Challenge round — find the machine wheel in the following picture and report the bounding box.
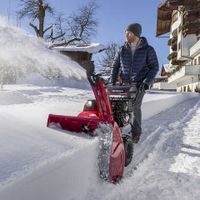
[123,136,133,167]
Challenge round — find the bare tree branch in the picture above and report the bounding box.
[49,37,81,48]
[98,42,120,76]
[17,0,54,38]
[51,0,98,46]
[49,32,66,42]
[44,24,54,34]
[17,0,99,45]
[29,22,39,36]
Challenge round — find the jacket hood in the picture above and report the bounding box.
[125,36,148,49]
[138,37,148,48]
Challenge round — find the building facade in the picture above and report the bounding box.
[157,0,200,92]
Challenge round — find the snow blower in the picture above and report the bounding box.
[47,73,136,183]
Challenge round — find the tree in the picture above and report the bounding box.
[50,0,98,47]
[98,42,119,76]
[46,14,66,43]
[17,0,54,38]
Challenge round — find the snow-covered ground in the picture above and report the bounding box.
[0,84,199,200]
[0,17,200,200]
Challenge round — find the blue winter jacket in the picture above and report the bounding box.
[111,37,159,85]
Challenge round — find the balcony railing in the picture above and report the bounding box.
[171,59,184,65]
[168,65,200,83]
[182,20,200,36]
[167,0,200,7]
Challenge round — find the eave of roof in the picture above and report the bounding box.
[156,1,173,36]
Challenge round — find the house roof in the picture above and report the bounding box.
[156,1,172,36]
[161,64,174,76]
[53,43,105,54]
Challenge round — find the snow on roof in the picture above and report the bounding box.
[54,43,105,54]
[162,64,174,73]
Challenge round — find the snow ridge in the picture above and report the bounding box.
[103,97,200,200]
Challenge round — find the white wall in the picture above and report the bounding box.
[152,82,176,90]
[190,39,200,57]
[177,82,200,92]
[182,35,198,57]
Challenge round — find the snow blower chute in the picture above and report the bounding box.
[47,73,136,182]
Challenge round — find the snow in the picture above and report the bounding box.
[0,19,89,89]
[54,43,105,54]
[104,97,200,200]
[0,18,200,200]
[0,85,98,200]
[162,63,174,73]
[0,83,199,200]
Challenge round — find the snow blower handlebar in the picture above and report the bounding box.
[87,72,114,123]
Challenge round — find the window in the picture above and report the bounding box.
[198,57,200,65]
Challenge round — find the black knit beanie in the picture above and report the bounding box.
[126,23,142,37]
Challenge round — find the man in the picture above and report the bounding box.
[111,23,159,143]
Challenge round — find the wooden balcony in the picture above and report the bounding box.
[167,0,199,7]
[183,7,200,21]
[171,59,184,65]
[183,14,200,21]
[156,0,200,36]
[182,20,200,36]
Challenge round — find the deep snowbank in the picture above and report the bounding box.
[0,140,99,200]
[0,87,97,200]
[0,17,89,89]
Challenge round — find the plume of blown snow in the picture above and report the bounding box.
[0,17,89,89]
[0,16,8,27]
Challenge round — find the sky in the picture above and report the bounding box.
[0,0,169,73]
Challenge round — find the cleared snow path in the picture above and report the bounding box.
[86,97,200,200]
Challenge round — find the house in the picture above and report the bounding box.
[156,0,200,92]
[53,43,105,73]
[152,64,176,90]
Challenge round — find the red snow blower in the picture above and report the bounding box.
[47,73,136,183]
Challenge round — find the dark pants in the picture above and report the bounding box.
[131,88,145,134]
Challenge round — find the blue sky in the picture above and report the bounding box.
[1,0,169,72]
